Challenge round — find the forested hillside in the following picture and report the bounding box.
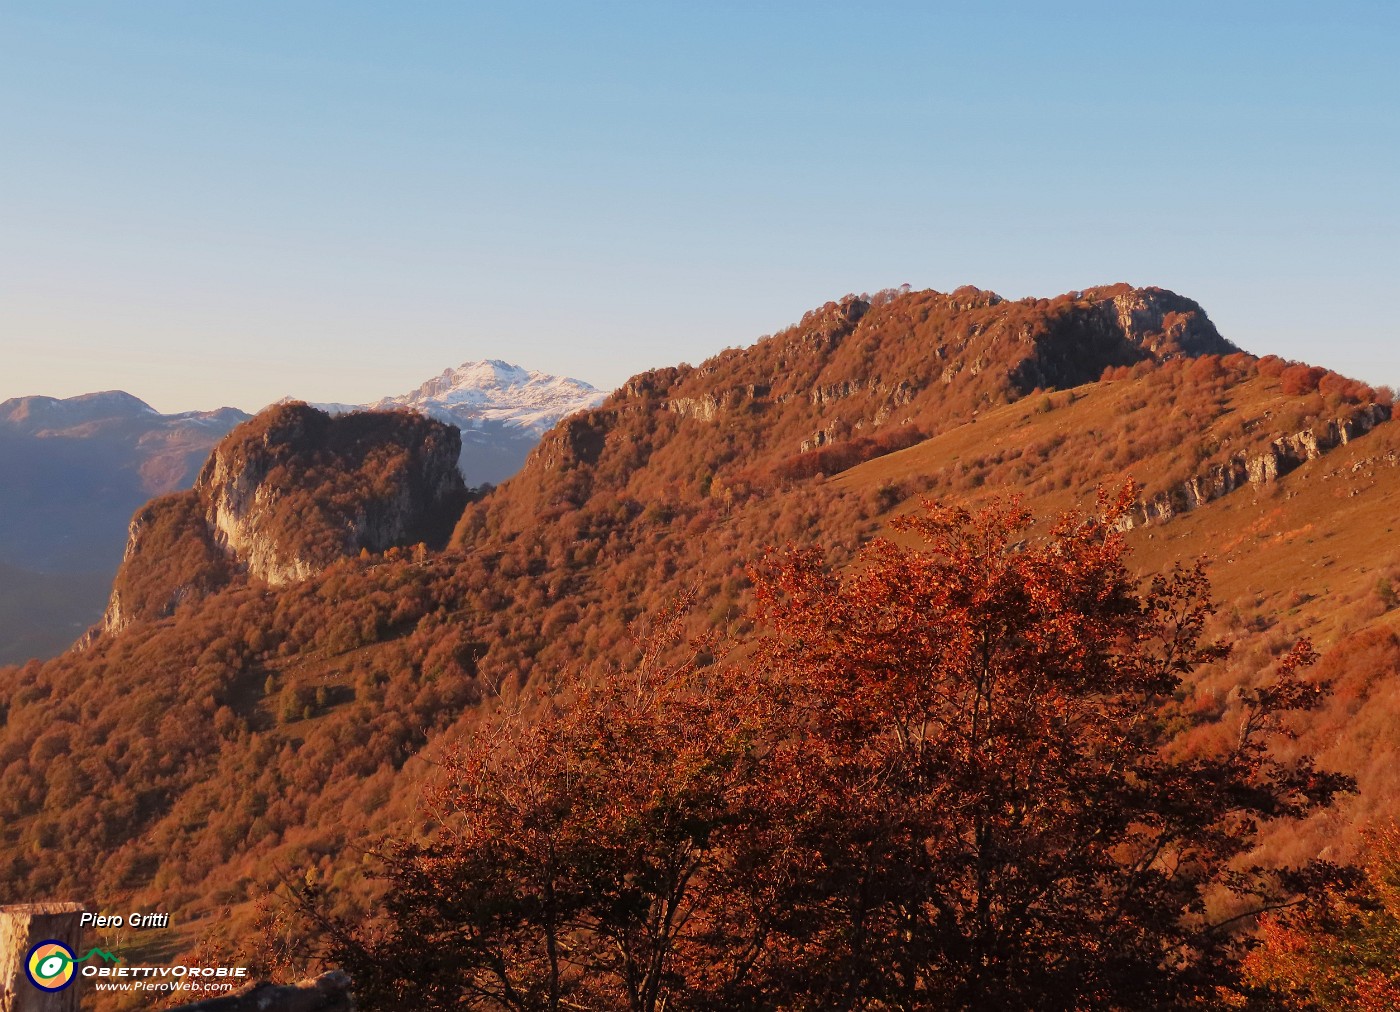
[2,285,1398,1009]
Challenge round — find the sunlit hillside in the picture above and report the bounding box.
[1,287,1396,1006]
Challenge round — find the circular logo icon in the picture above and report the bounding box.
[25,940,76,991]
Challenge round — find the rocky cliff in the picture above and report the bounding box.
[1011,287,1231,392]
[1116,403,1392,530]
[195,404,466,585]
[98,491,232,637]
[97,404,468,635]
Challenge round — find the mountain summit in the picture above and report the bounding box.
[100,403,468,635]
[307,360,605,485]
[0,389,157,431]
[378,359,603,435]
[477,283,1239,539]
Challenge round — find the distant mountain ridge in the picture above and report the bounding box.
[0,390,251,564]
[0,390,158,429]
[0,394,252,666]
[0,391,252,663]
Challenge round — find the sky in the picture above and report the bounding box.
[1,2,1396,413]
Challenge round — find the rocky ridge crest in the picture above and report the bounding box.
[480,284,1236,539]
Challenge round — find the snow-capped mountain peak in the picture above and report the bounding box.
[375,359,604,435]
[282,359,605,485]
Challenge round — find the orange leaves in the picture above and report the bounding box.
[1245,823,1400,1007]
[318,615,777,1011]
[304,493,1354,1010]
[741,491,1351,1007]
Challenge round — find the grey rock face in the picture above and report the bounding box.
[1114,404,1391,531]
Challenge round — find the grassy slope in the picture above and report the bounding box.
[834,370,1400,862]
[833,369,1400,650]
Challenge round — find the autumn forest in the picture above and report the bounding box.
[5,286,1400,1009]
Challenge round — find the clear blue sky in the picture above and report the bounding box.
[2,2,1395,413]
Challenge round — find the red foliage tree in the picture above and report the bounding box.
[303,491,1353,1010]
[746,488,1355,1008]
[1281,365,1328,396]
[297,602,782,1012]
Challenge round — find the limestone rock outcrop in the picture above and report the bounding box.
[1115,404,1391,530]
[94,403,467,637]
